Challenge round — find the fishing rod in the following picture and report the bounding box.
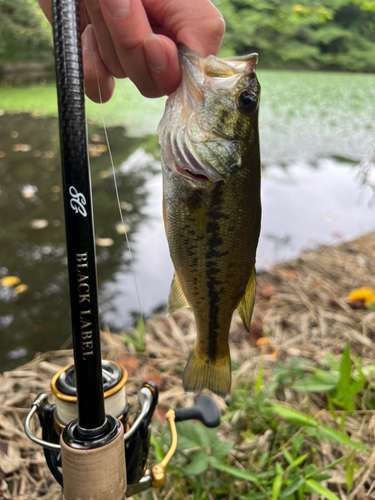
[24,0,220,497]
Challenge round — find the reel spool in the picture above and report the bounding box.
[51,360,128,432]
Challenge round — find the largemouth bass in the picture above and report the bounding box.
[158,45,261,397]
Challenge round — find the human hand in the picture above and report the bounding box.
[38,0,225,103]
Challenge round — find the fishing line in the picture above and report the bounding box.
[80,11,154,382]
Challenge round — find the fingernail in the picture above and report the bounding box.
[82,25,98,51]
[144,34,168,73]
[104,0,130,18]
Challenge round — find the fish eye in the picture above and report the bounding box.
[237,90,258,115]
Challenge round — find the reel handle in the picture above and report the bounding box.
[174,395,221,428]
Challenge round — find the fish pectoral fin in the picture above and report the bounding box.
[236,266,256,331]
[167,272,190,316]
[183,345,231,397]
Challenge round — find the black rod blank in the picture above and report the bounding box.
[51,0,105,432]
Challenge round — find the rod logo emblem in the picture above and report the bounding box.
[69,186,87,217]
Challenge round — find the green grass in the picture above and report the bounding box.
[136,345,372,500]
[2,70,375,161]
[0,79,166,136]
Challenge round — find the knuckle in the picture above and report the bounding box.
[206,15,226,43]
[117,34,144,52]
[105,61,127,79]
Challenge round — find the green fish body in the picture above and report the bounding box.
[158,46,261,397]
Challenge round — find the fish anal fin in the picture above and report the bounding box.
[237,266,256,331]
[183,346,231,397]
[167,272,190,316]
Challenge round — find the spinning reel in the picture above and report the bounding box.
[25,361,221,498]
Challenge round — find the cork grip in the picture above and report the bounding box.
[61,427,126,500]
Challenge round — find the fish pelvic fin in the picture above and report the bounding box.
[167,272,190,316]
[237,265,256,331]
[183,345,231,397]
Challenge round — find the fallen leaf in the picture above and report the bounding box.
[29,219,49,229]
[120,201,133,212]
[247,319,264,347]
[152,404,168,424]
[143,369,164,389]
[89,144,107,157]
[42,151,54,158]
[348,287,375,307]
[14,284,28,293]
[279,268,298,280]
[21,184,37,198]
[259,285,277,299]
[12,143,32,152]
[118,355,139,377]
[349,300,367,310]
[1,276,21,287]
[256,337,270,348]
[90,134,103,142]
[116,223,130,234]
[95,237,114,247]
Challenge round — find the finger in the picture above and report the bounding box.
[37,0,52,24]
[83,0,127,78]
[82,25,115,103]
[144,0,225,57]
[98,0,162,98]
[144,34,181,96]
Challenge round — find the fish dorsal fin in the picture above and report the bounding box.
[237,266,256,331]
[167,272,190,316]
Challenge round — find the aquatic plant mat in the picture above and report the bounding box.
[1,232,375,499]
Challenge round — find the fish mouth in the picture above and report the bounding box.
[178,44,258,95]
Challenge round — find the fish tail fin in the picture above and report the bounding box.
[183,345,231,397]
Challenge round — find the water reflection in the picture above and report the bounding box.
[0,113,159,369]
[259,158,375,267]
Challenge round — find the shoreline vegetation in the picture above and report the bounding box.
[1,231,375,499]
[1,0,375,74]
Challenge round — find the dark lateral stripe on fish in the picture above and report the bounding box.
[204,186,229,361]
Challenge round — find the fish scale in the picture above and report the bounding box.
[159,45,261,397]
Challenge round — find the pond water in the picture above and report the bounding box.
[1,70,375,371]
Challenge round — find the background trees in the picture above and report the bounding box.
[216,0,375,71]
[0,0,52,66]
[1,0,375,71]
